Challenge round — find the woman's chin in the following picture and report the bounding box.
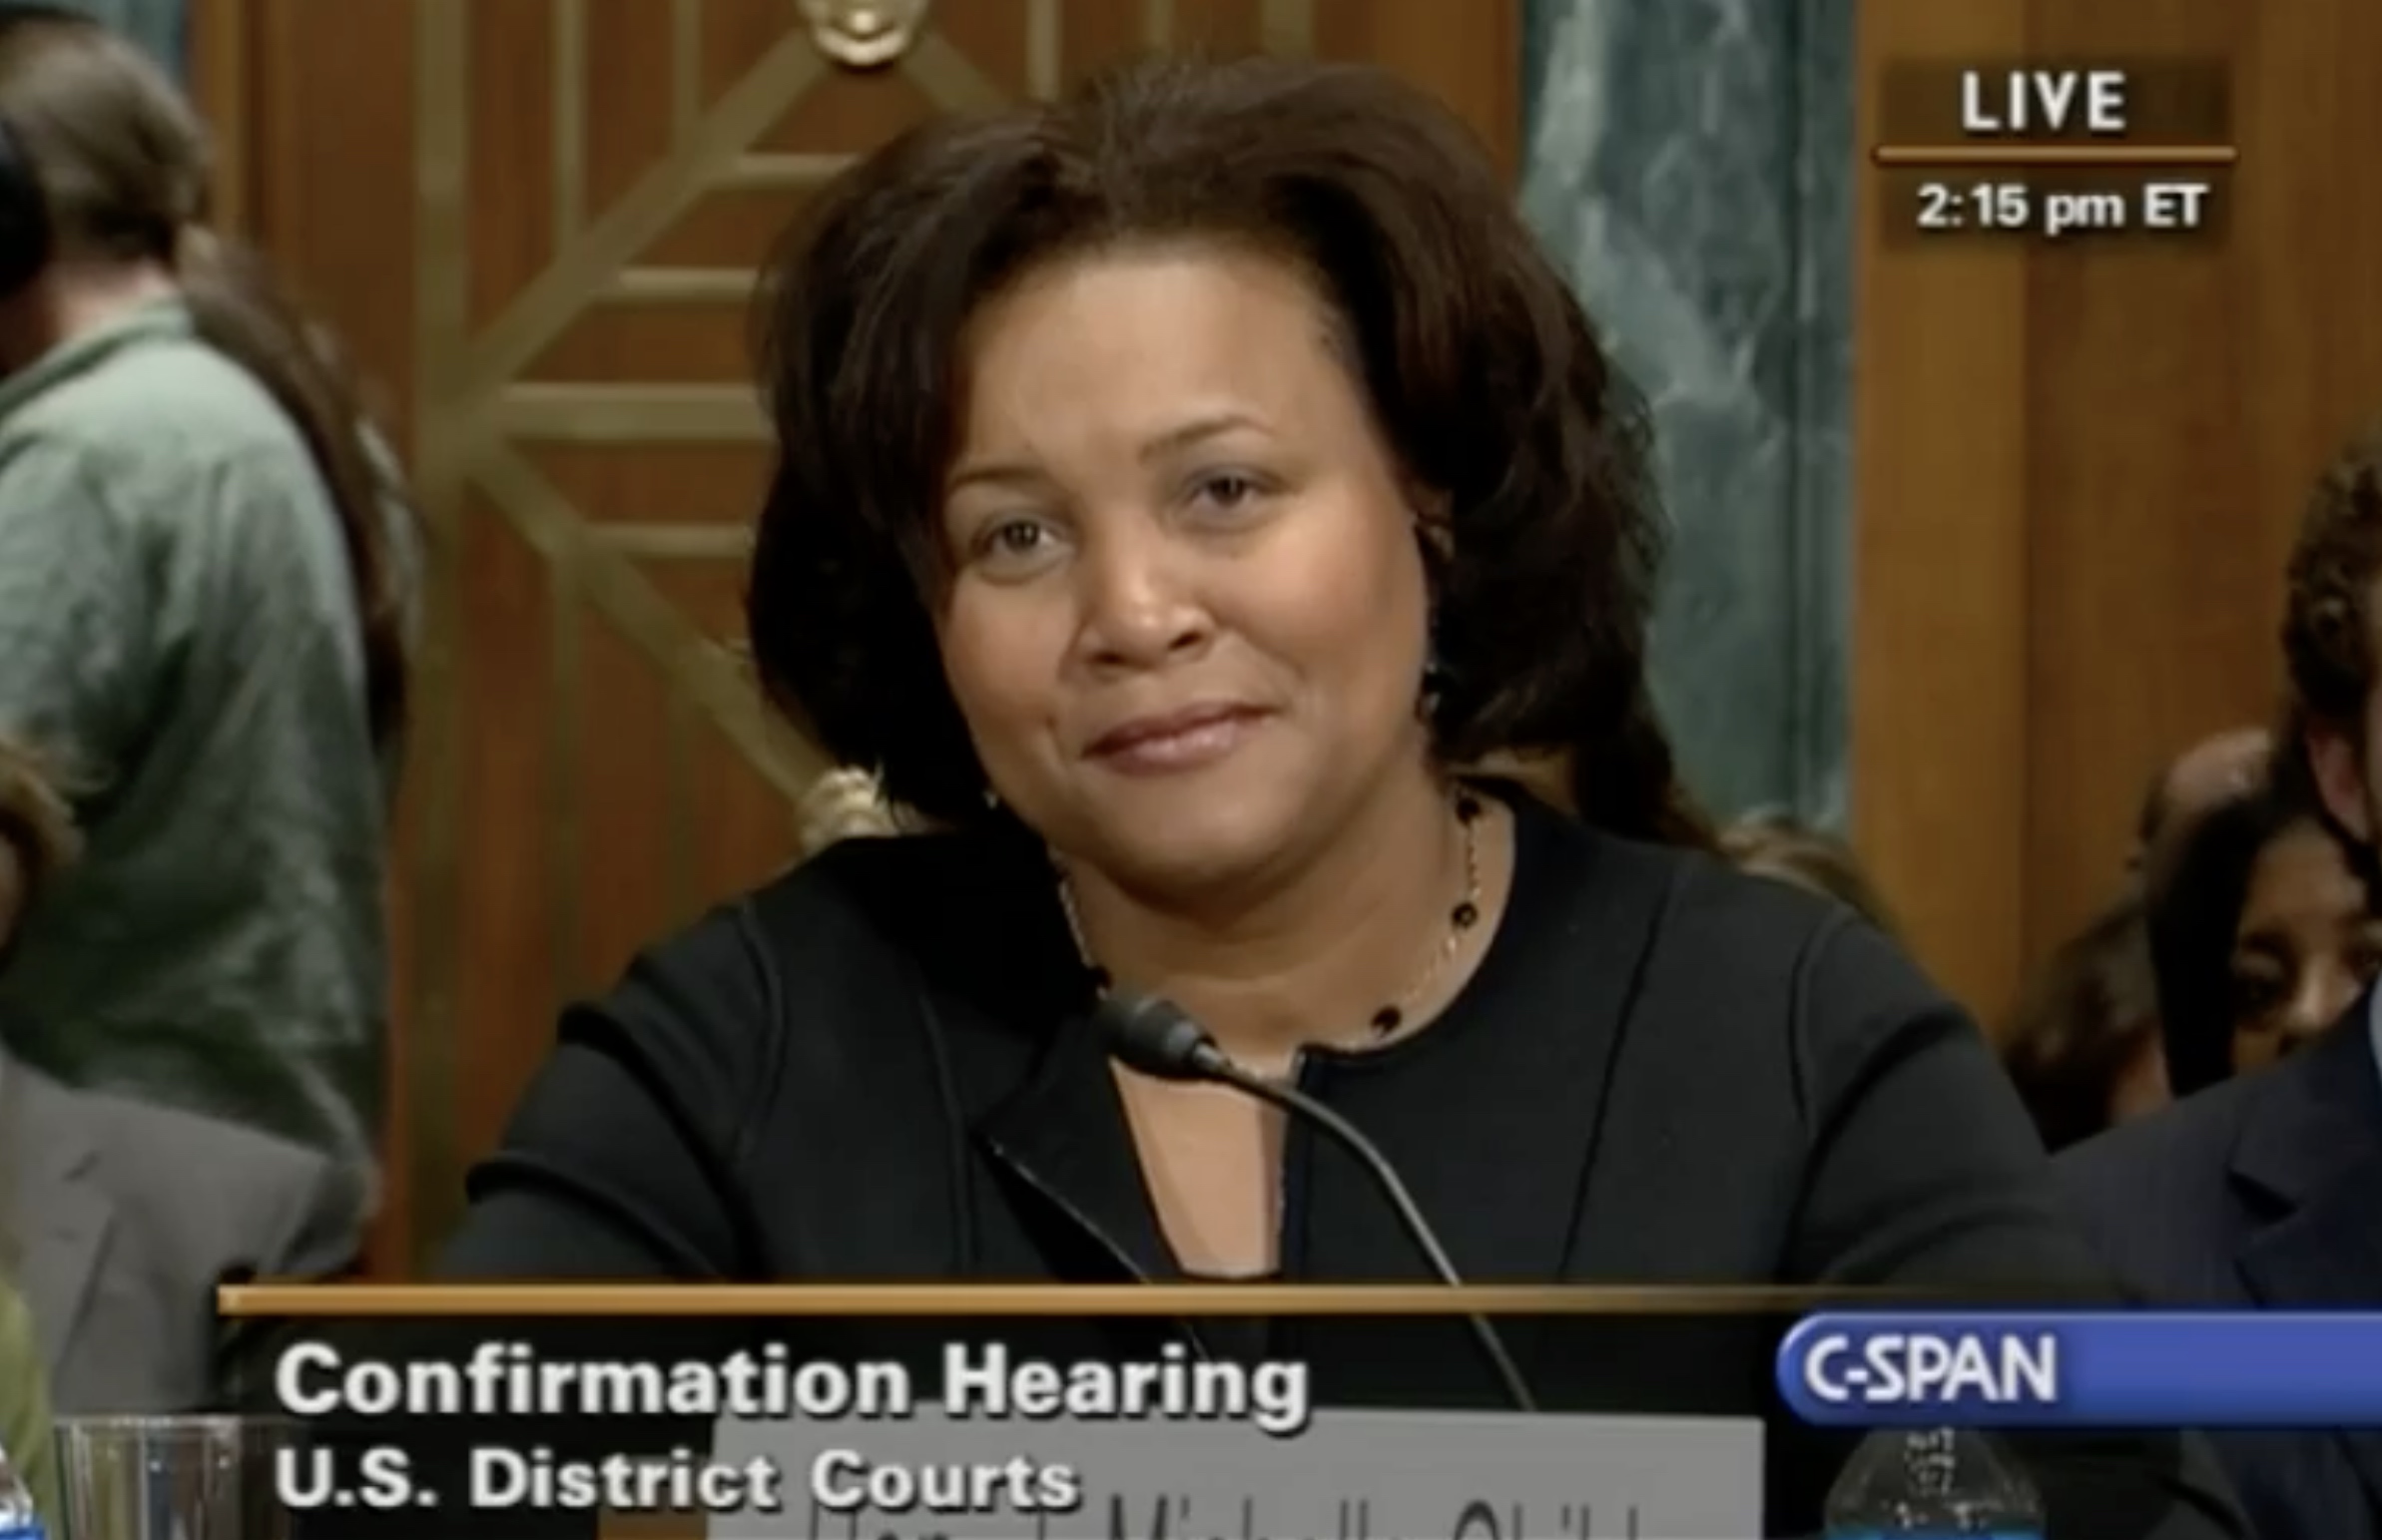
[1079,801,1301,899]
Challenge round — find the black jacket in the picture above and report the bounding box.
[2061,1004,2382,1540]
[441,787,2242,1538]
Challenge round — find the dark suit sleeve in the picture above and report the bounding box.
[436,902,779,1280]
[1783,916,2247,1540]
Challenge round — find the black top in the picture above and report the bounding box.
[2060,1007,2382,1540]
[445,785,2242,1538]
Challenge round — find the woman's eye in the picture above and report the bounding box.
[2229,970,2283,1020]
[966,517,1060,566]
[1191,472,1263,511]
[953,514,1069,579]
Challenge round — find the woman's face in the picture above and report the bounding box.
[2227,819,2382,1073]
[934,244,1432,889]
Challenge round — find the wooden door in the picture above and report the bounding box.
[207,0,1519,1269]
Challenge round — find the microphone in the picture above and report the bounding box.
[1095,991,1538,1412]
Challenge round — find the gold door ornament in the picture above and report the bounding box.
[798,0,930,68]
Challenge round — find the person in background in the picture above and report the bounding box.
[1718,809,1903,937]
[431,54,2238,1536]
[0,734,362,1412]
[2143,753,2379,1098]
[0,1282,58,1526]
[0,8,415,1177]
[2062,422,2382,1540]
[2002,892,2169,1150]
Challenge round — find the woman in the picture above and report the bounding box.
[439,55,2236,1535]
[2003,892,2170,1150]
[0,9,412,1174]
[2148,757,2382,1096]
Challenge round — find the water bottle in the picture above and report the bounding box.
[1824,1426,2044,1539]
[0,1433,44,1540]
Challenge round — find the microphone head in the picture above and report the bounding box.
[1092,992,1223,1081]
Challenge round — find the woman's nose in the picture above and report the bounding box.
[2286,964,2358,1041]
[1076,526,1213,669]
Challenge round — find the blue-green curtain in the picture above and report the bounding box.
[1518,0,1855,829]
[37,0,185,76]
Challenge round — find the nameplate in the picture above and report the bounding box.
[686,1406,1763,1539]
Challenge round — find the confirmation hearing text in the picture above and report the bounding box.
[269,1338,1312,1519]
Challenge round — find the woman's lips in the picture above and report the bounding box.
[1085,704,1272,775]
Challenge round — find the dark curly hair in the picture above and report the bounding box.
[745,52,1709,846]
[2283,422,2382,732]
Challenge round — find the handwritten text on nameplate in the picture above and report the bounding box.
[710,1407,1764,1540]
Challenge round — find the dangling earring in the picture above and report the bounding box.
[982,784,1001,811]
[1418,615,1452,719]
[1413,505,1454,718]
[1423,640,1452,695]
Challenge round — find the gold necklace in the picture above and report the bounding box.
[1055,788,1486,1043]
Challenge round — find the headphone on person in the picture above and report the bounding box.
[0,2,98,297]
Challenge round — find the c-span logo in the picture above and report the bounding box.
[1778,1309,2382,1428]
[1778,1315,2063,1425]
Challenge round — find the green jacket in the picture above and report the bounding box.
[0,1283,59,1527]
[0,297,405,1171]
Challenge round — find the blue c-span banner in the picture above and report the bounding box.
[1778,1312,2382,1428]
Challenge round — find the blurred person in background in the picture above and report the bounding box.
[1718,809,1902,938]
[0,6,415,1179]
[0,733,361,1412]
[2002,892,2168,1151]
[429,54,2238,1536]
[2143,755,2378,1099]
[2063,423,2382,1540]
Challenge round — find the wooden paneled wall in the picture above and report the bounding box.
[1855,0,2382,1023]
